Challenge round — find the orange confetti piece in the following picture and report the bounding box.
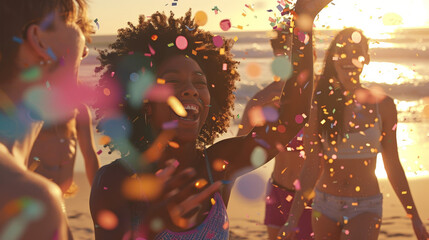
[168,141,180,149]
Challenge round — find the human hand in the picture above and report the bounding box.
[142,159,222,235]
[411,217,429,240]
[295,0,333,19]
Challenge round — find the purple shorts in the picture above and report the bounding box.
[264,179,313,239]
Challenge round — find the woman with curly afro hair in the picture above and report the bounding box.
[90,1,330,239]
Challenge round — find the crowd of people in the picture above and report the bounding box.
[0,0,428,239]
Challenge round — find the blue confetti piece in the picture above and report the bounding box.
[255,138,270,149]
[13,36,23,44]
[276,5,283,12]
[221,180,232,185]
[303,81,310,89]
[185,25,195,31]
[94,18,100,29]
[40,12,55,30]
[267,9,273,12]
[46,48,57,61]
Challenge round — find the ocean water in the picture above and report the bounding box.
[77,28,429,178]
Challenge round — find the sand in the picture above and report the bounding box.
[65,160,429,239]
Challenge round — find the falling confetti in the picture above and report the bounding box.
[94,18,100,29]
[167,96,187,117]
[271,56,292,79]
[12,36,23,44]
[97,210,118,230]
[220,19,231,31]
[194,11,208,26]
[212,35,223,47]
[175,36,188,50]
[250,146,267,167]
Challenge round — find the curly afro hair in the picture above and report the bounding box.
[93,9,240,153]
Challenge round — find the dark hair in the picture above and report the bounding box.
[0,0,93,83]
[314,27,369,146]
[270,30,292,54]
[93,10,240,154]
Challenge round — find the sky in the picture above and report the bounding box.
[88,0,429,35]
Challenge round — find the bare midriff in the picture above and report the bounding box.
[28,117,77,193]
[271,150,304,191]
[316,156,380,197]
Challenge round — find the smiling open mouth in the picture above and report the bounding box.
[173,103,200,121]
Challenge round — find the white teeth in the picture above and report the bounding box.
[183,104,199,113]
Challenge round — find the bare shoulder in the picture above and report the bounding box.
[0,157,69,239]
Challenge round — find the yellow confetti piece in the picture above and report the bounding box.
[219,48,225,55]
[157,78,165,84]
[355,186,361,192]
[286,195,293,202]
[238,124,243,129]
[167,96,187,117]
[320,119,326,125]
[401,191,408,194]
[407,205,413,209]
[234,36,238,42]
[211,198,216,205]
[352,202,358,206]
[237,25,243,30]
[194,11,208,26]
[195,179,208,189]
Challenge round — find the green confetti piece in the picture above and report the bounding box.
[167,43,175,47]
[20,66,41,82]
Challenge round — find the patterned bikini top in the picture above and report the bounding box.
[321,104,383,159]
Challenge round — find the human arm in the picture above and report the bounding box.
[210,0,332,181]
[76,104,100,186]
[380,97,429,240]
[277,99,323,239]
[236,81,284,136]
[0,162,71,240]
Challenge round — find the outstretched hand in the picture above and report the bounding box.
[142,159,222,236]
[295,0,333,19]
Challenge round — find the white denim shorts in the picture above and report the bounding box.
[312,189,383,225]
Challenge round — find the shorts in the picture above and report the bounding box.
[264,179,313,239]
[312,189,383,225]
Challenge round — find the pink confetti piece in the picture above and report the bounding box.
[392,123,397,130]
[162,120,178,130]
[148,44,155,55]
[97,150,102,155]
[293,179,301,190]
[222,63,227,71]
